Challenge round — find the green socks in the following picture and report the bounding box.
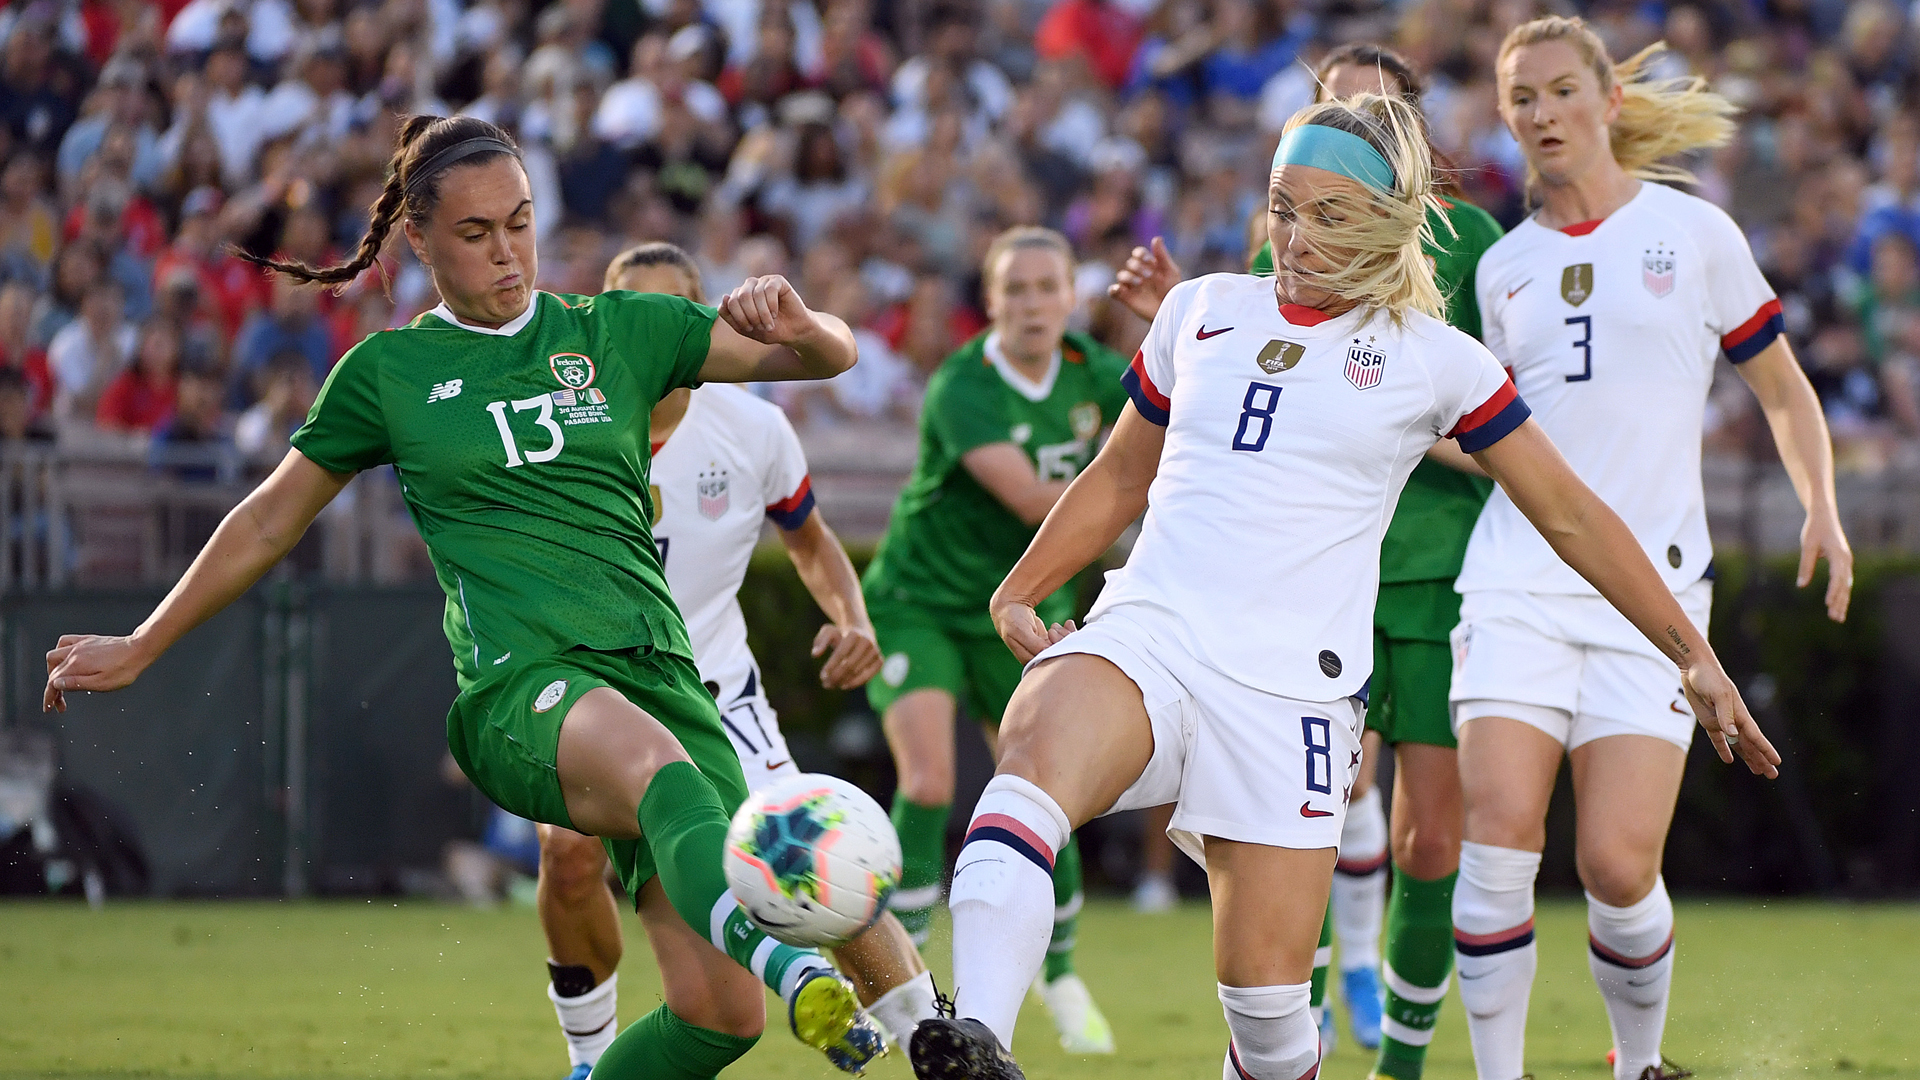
[1310,903,1333,1012]
[888,793,949,945]
[639,761,830,1000]
[1374,869,1457,1080]
[1043,833,1084,983]
[591,1005,757,1080]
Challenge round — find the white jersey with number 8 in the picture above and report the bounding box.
[1459,182,1784,598]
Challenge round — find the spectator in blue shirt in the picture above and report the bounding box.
[229,276,331,408]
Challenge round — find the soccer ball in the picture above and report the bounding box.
[723,772,902,949]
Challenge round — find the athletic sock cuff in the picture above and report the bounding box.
[657,1006,760,1074]
[961,775,1070,872]
[1219,981,1312,1020]
[638,760,725,829]
[1585,877,1674,966]
[549,968,618,1008]
[1457,842,1541,894]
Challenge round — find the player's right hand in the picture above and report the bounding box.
[992,600,1076,664]
[1680,658,1780,778]
[44,634,150,713]
[1107,237,1183,323]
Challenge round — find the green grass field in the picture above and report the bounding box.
[1,898,1914,1079]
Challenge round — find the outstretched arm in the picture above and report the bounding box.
[1473,420,1779,777]
[45,450,352,710]
[777,511,882,689]
[990,405,1165,662]
[962,443,1070,527]
[1737,338,1852,621]
[700,275,857,383]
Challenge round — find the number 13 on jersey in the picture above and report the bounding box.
[486,396,566,467]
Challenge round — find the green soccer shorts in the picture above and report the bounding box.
[445,646,750,897]
[865,600,1032,726]
[1368,580,1464,749]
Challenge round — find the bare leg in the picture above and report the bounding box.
[635,876,766,1037]
[1207,837,1341,1080]
[537,824,623,980]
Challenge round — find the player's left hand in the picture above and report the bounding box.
[1798,508,1852,623]
[719,275,817,347]
[1681,659,1780,778]
[812,623,881,689]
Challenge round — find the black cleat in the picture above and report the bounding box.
[1637,1060,1694,1080]
[908,1017,1026,1080]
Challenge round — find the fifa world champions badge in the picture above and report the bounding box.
[1345,336,1386,390]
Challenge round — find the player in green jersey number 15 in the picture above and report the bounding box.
[1108,45,1507,1080]
[862,227,1130,1054]
[42,115,890,1079]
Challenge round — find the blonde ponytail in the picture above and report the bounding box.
[1277,93,1446,324]
[1499,16,1737,186]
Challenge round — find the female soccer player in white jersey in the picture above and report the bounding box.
[532,242,934,1079]
[40,115,890,1078]
[1451,18,1852,1080]
[905,91,1781,1080]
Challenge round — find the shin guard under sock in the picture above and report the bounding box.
[1587,878,1676,1080]
[1374,870,1456,1080]
[949,774,1071,1048]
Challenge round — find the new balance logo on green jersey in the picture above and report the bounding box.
[427,379,464,402]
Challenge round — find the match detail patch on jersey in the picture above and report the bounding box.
[1344,337,1386,390]
[549,352,597,389]
[1642,244,1676,298]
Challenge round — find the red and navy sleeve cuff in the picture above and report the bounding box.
[1449,379,1531,454]
[1721,298,1784,364]
[765,476,815,531]
[1122,351,1171,426]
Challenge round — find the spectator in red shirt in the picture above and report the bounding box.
[96,318,182,433]
[1035,0,1145,92]
[152,186,268,340]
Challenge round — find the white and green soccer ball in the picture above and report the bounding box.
[723,773,902,949]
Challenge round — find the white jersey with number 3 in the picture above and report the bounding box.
[1460,182,1784,597]
[1098,273,1529,701]
[650,383,816,693]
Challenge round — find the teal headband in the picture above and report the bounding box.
[1272,124,1396,193]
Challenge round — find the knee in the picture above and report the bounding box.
[896,763,954,806]
[685,980,767,1040]
[538,829,609,903]
[1576,850,1660,908]
[1392,825,1461,880]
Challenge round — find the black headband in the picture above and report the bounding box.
[403,137,518,195]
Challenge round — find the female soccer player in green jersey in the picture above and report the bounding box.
[862,226,1128,1054]
[42,115,887,1079]
[1109,44,1504,1080]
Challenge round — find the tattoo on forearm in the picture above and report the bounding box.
[1667,626,1691,657]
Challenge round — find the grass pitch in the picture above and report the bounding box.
[1,897,1914,1079]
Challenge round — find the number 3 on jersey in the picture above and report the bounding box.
[486,395,566,467]
[1231,381,1283,451]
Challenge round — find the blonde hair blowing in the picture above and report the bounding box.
[982,225,1075,293]
[1499,16,1738,185]
[1277,94,1445,324]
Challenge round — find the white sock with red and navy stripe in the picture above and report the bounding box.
[1332,786,1388,973]
[1219,982,1319,1080]
[949,774,1071,1050]
[1587,878,1675,1080]
[1453,842,1540,1080]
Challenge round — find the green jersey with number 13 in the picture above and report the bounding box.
[291,290,712,688]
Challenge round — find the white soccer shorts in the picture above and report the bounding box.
[1448,579,1714,751]
[1032,602,1366,867]
[710,667,800,793]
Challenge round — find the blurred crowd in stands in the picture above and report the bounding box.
[3,0,1920,476]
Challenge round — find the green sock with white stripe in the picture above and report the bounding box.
[888,793,949,947]
[1373,870,1457,1080]
[1043,833,1084,982]
[638,761,831,999]
[1311,903,1333,1016]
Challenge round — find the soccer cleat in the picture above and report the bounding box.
[1131,873,1178,913]
[909,1017,1026,1080]
[1033,972,1115,1054]
[1636,1060,1694,1080]
[789,968,888,1075]
[1341,966,1384,1049]
[564,1065,591,1080]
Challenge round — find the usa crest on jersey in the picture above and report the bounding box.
[1345,339,1386,390]
[1642,244,1675,299]
[697,470,730,520]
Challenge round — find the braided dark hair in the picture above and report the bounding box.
[238,115,525,290]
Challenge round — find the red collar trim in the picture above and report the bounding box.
[1560,219,1604,236]
[650,440,667,454]
[1279,303,1335,326]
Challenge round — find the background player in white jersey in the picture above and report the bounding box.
[1451,19,1852,1080]
[906,91,1779,1080]
[532,243,935,1080]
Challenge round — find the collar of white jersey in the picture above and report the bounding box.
[426,292,543,337]
[983,331,1061,402]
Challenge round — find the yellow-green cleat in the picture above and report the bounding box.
[1032,973,1114,1054]
[789,969,888,1074]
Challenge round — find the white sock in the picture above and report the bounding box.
[868,970,938,1048]
[1587,878,1676,1080]
[1453,842,1540,1080]
[548,971,618,1070]
[1219,982,1319,1080]
[949,774,1070,1049]
[1332,787,1387,972]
